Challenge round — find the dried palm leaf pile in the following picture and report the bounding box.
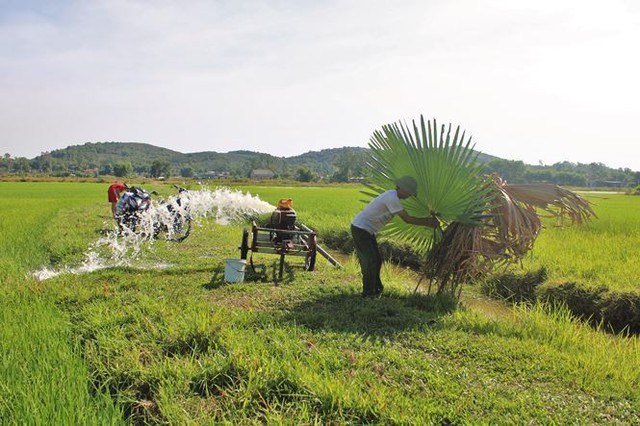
[365,115,596,296]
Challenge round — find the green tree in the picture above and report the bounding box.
[180,166,194,178]
[12,157,31,174]
[295,166,315,182]
[483,159,526,183]
[331,148,355,182]
[100,164,113,176]
[113,161,133,177]
[331,148,368,182]
[150,160,171,178]
[31,152,52,173]
[524,168,554,182]
[0,153,12,173]
[134,164,149,176]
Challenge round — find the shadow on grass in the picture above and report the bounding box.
[202,267,455,336]
[205,261,308,289]
[280,292,457,336]
[91,266,217,278]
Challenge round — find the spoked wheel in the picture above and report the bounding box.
[117,212,139,235]
[166,214,192,242]
[240,228,250,260]
[304,233,317,271]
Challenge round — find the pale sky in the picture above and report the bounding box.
[1,0,639,170]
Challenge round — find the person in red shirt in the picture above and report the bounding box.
[107,182,128,219]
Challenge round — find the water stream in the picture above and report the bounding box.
[32,187,274,281]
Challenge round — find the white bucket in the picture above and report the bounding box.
[224,258,246,283]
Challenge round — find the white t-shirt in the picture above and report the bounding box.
[351,190,404,234]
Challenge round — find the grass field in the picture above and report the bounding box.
[243,185,640,294]
[522,192,640,293]
[1,181,638,424]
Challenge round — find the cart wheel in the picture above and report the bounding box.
[166,214,192,242]
[240,228,249,260]
[304,234,317,271]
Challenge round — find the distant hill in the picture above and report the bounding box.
[28,142,378,179]
[34,141,500,176]
[50,141,182,162]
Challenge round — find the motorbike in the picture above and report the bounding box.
[115,185,192,242]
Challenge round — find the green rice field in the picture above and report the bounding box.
[244,185,640,294]
[522,192,640,293]
[1,181,638,424]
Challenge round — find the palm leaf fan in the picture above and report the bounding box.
[364,115,490,253]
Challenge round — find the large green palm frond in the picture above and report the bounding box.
[364,115,490,253]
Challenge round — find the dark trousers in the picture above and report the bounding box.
[351,224,383,295]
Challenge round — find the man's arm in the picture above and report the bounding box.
[397,210,439,227]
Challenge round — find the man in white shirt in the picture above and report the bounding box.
[351,176,438,297]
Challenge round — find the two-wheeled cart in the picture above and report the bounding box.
[240,221,318,280]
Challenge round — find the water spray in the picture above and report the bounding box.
[33,187,275,280]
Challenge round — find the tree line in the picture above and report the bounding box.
[2,146,639,187]
[483,158,640,187]
[0,145,372,183]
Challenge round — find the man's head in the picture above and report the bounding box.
[394,175,418,199]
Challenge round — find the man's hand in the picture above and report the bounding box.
[425,216,439,228]
[397,210,439,228]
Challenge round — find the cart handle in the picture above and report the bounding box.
[253,226,316,236]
